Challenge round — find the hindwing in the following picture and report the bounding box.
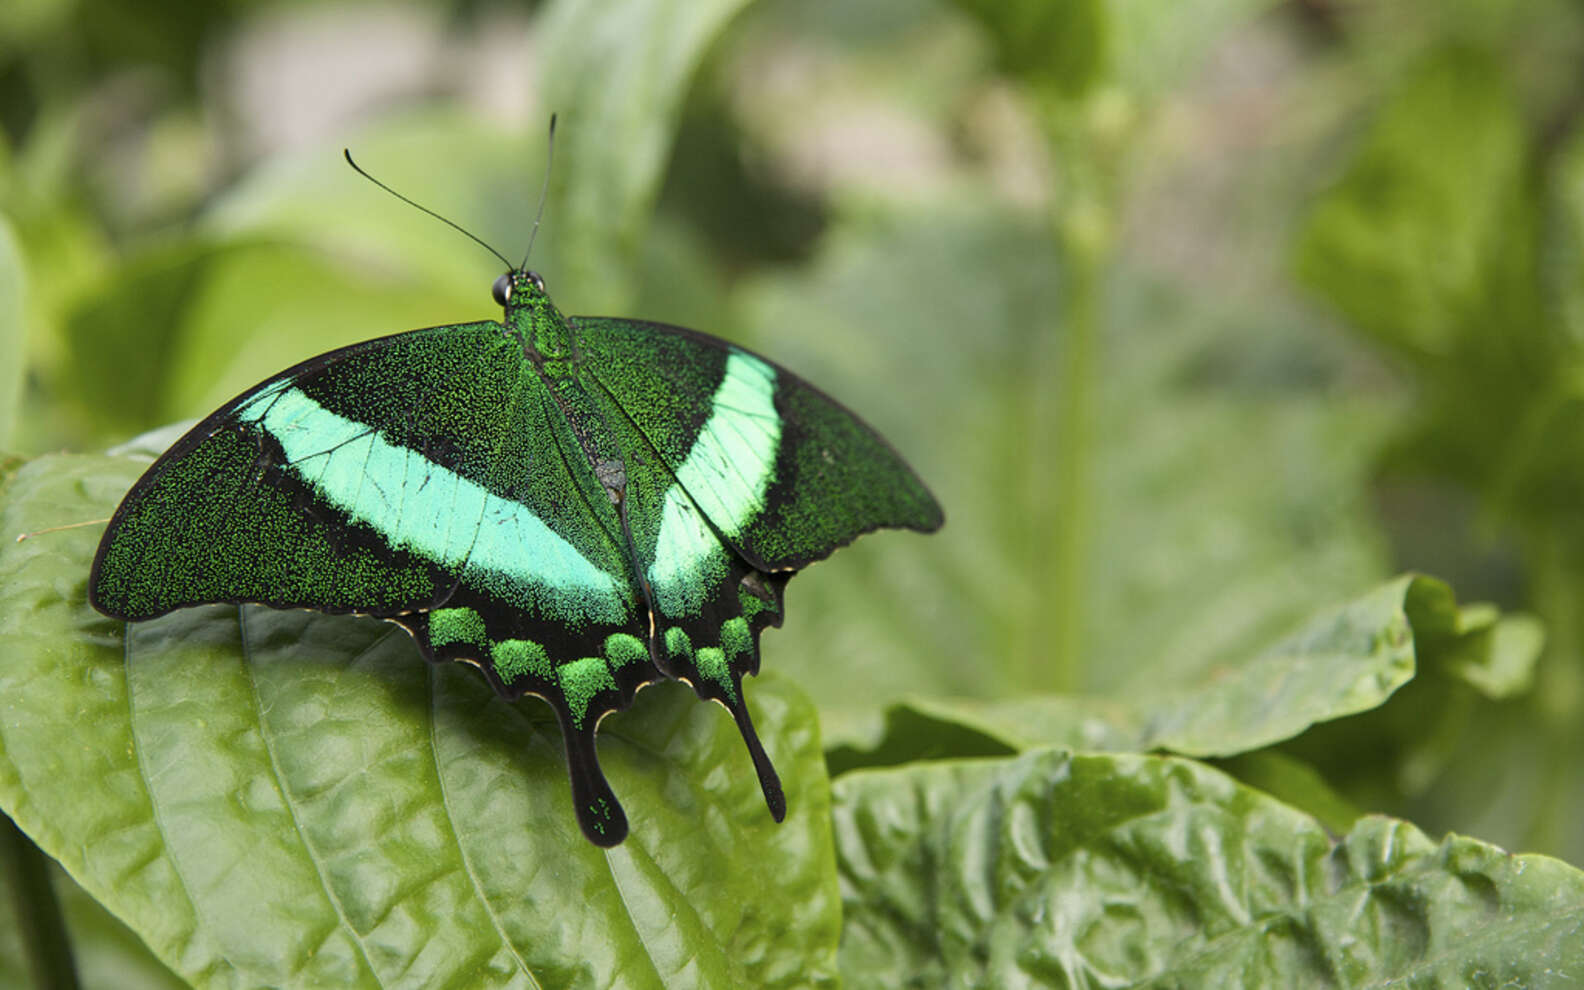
[571,317,944,822]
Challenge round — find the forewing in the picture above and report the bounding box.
[91,319,651,844]
[87,323,522,621]
[571,316,944,574]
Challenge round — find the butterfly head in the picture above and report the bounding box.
[495,269,572,359]
[492,269,549,309]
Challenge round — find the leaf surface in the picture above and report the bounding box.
[829,575,1539,772]
[0,449,841,990]
[949,0,1283,99]
[834,748,1584,988]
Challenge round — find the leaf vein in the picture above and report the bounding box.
[427,663,545,989]
[238,606,383,984]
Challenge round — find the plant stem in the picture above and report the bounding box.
[1041,237,1099,693]
[0,814,79,990]
[1030,92,1124,693]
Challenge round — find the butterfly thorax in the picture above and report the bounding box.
[501,270,579,370]
[498,272,629,503]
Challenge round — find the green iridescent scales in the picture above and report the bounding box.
[90,268,943,846]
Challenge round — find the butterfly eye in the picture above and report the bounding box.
[492,273,512,306]
[527,271,546,293]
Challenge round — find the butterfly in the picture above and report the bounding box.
[88,248,943,845]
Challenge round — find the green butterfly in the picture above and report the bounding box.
[89,187,941,848]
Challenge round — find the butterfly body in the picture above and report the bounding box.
[91,267,942,846]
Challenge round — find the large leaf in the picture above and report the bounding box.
[828,575,1542,771]
[1287,35,1583,868]
[833,748,1584,987]
[0,449,841,989]
[1295,46,1535,363]
[537,0,759,313]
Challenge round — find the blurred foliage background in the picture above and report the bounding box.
[3,0,1584,928]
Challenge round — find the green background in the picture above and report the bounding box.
[3,0,1584,986]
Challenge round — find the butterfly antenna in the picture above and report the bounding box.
[520,113,556,270]
[342,149,514,271]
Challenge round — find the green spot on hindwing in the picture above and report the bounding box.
[739,584,778,624]
[430,607,487,647]
[695,646,737,702]
[664,626,694,664]
[559,656,617,729]
[491,638,552,683]
[603,632,647,668]
[721,617,751,662]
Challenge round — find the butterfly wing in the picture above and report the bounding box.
[571,316,943,822]
[87,325,510,622]
[572,317,944,572]
[91,319,651,844]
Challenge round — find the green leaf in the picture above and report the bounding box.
[833,748,1584,987]
[538,0,760,313]
[55,864,191,990]
[1210,750,1366,835]
[949,0,1109,97]
[830,575,1506,770]
[1295,46,1536,362]
[948,0,1282,99]
[1435,609,1543,699]
[0,214,22,451]
[0,449,840,989]
[59,236,218,432]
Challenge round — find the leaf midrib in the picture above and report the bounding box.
[426,663,545,990]
[239,606,382,986]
